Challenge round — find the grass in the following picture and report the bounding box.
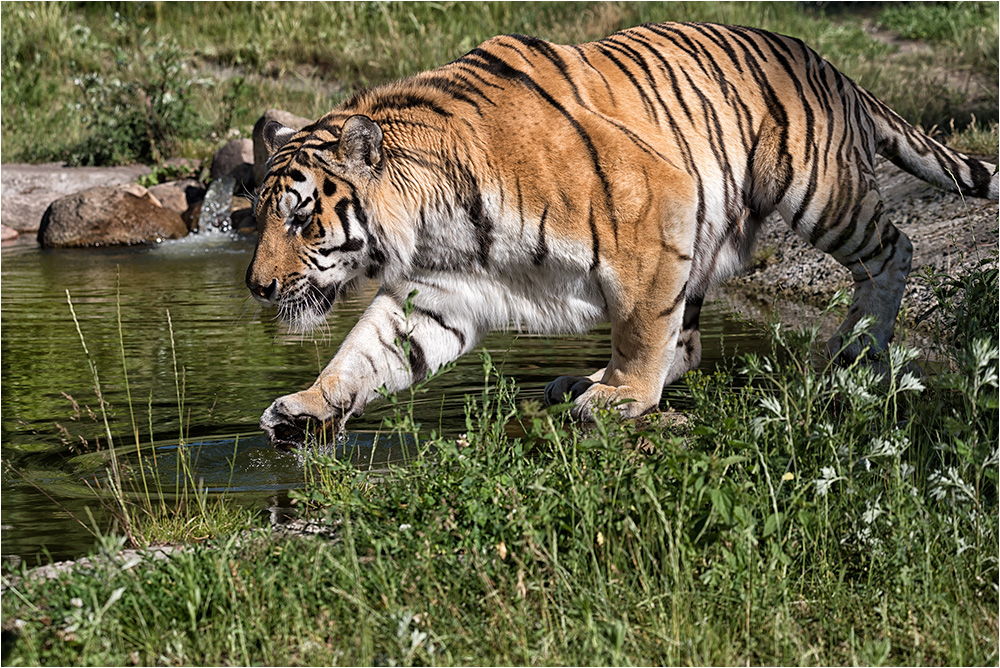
[1,1,997,164]
[946,115,1000,158]
[55,283,256,550]
[2,259,997,665]
[1,3,997,663]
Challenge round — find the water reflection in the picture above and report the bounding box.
[1,233,766,566]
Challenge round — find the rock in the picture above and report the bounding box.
[1,163,151,233]
[182,201,202,232]
[37,183,188,248]
[210,138,254,194]
[232,196,255,234]
[1,224,19,242]
[148,178,206,214]
[253,109,313,186]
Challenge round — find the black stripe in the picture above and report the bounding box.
[533,205,550,265]
[587,206,600,271]
[506,33,584,104]
[415,75,490,114]
[619,32,695,125]
[414,307,467,350]
[595,43,658,121]
[368,93,452,118]
[658,283,688,319]
[458,48,619,235]
[391,322,429,383]
[570,45,616,104]
[687,23,744,73]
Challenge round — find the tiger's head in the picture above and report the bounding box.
[246,115,387,331]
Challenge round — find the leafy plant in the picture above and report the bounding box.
[135,162,200,188]
[69,19,204,165]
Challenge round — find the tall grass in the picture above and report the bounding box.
[57,287,253,548]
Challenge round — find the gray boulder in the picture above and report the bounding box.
[253,109,313,186]
[210,139,254,195]
[1,163,151,233]
[38,183,188,248]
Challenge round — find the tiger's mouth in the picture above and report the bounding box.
[275,281,339,333]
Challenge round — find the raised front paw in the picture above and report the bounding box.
[259,389,337,451]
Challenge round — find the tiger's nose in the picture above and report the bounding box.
[247,274,280,304]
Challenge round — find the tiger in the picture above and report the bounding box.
[246,21,998,450]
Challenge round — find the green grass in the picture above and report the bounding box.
[3,261,997,666]
[877,1,999,74]
[2,1,996,165]
[56,286,257,550]
[946,115,1000,157]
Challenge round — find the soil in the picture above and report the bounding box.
[718,157,998,342]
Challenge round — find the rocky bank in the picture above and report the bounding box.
[720,157,998,338]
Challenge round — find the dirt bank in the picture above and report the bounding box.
[719,157,998,340]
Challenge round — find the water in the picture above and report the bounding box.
[1,232,767,566]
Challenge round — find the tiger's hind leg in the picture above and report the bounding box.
[543,295,701,405]
[663,294,704,386]
[787,186,913,365]
[544,292,700,406]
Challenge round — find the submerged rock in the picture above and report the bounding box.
[37,183,187,248]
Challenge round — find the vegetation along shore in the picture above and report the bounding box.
[2,2,997,665]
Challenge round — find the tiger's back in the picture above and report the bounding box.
[247,22,998,449]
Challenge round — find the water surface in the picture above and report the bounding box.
[1,233,765,566]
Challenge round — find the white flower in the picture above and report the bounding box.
[815,466,843,497]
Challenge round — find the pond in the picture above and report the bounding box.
[1,232,768,567]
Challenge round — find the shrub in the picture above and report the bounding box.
[68,19,203,166]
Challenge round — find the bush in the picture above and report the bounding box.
[68,19,203,166]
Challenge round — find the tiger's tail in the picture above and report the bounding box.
[860,89,998,200]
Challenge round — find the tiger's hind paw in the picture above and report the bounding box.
[544,380,658,422]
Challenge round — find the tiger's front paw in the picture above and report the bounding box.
[570,383,656,422]
[544,375,596,406]
[260,389,336,451]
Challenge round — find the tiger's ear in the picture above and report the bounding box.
[338,115,383,170]
[262,121,297,155]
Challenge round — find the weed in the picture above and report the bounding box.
[878,1,999,74]
[4,304,998,664]
[68,24,203,166]
[946,115,1000,158]
[2,2,995,164]
[57,287,254,548]
[135,162,200,188]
